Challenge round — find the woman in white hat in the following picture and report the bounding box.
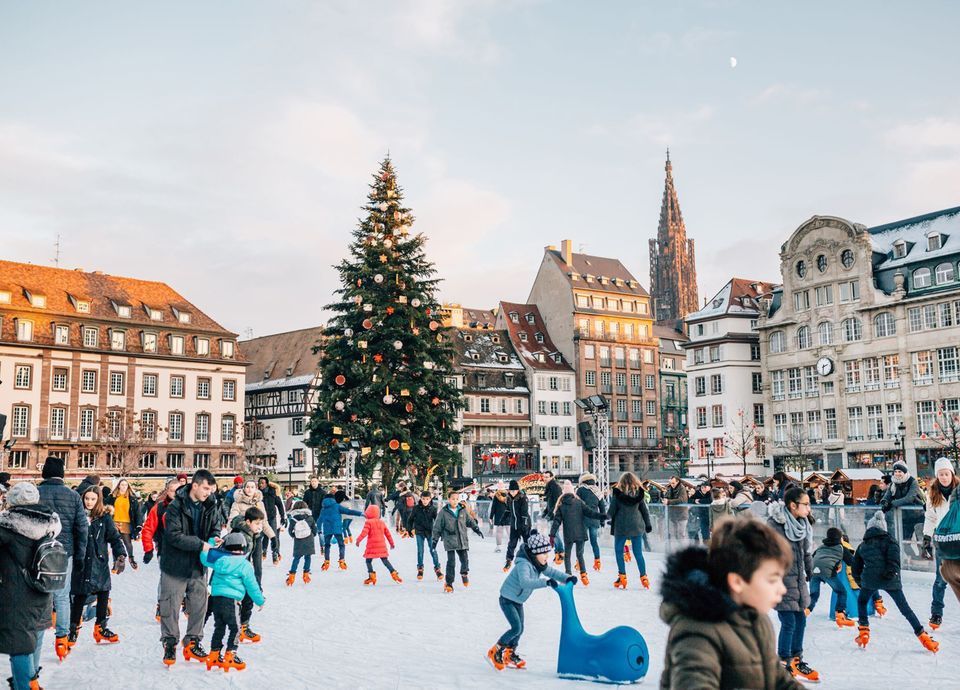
[923,456,959,629]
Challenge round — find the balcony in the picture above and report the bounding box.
[615,358,626,368]
[599,358,611,367]
[631,386,642,396]
[615,385,627,395]
[601,384,612,394]
[35,428,99,443]
[616,437,660,449]
[615,411,629,421]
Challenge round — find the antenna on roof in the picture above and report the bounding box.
[52,234,62,267]
[243,327,254,340]
[578,244,586,253]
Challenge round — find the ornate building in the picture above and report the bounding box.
[649,152,699,324]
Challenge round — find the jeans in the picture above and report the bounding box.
[290,555,312,573]
[445,549,469,585]
[497,596,524,648]
[858,588,923,634]
[809,571,847,613]
[52,556,73,637]
[932,551,947,616]
[553,531,565,555]
[209,595,240,651]
[8,631,42,690]
[614,535,647,576]
[416,534,440,569]
[342,518,353,537]
[586,525,600,560]
[776,610,806,659]
[324,534,345,561]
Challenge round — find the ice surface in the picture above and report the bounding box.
[9,526,957,689]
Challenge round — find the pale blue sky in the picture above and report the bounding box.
[1,1,958,336]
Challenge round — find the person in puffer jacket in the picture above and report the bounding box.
[431,490,484,592]
[575,473,605,569]
[285,501,316,585]
[318,494,363,571]
[807,527,855,627]
[487,532,572,671]
[356,505,399,585]
[550,481,605,582]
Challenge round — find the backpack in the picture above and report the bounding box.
[405,495,415,509]
[293,518,312,540]
[933,495,960,560]
[29,534,69,593]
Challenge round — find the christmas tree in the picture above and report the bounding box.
[306,157,462,490]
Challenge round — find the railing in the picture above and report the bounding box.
[599,358,611,367]
[601,384,612,394]
[615,385,627,394]
[35,427,98,443]
[631,386,642,396]
[615,358,626,368]
[615,411,628,421]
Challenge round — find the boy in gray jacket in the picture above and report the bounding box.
[488,532,573,671]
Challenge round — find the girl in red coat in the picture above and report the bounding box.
[356,505,401,585]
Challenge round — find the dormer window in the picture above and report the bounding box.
[142,332,158,353]
[893,240,907,259]
[16,319,33,342]
[525,313,535,324]
[220,340,235,359]
[471,353,480,361]
[535,332,545,343]
[927,233,943,251]
[518,332,527,342]
[536,353,546,362]
[24,289,46,308]
[172,307,191,324]
[116,304,132,318]
[509,311,519,323]
[585,274,594,283]
[149,308,163,321]
[195,337,210,356]
[491,335,500,344]
[110,329,126,351]
[599,276,607,285]
[570,273,579,281]
[504,373,514,387]
[0,290,9,304]
[170,334,185,355]
[552,353,562,363]
[54,324,70,345]
[498,354,509,363]
[463,333,473,342]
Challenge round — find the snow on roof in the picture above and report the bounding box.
[870,206,960,270]
[831,468,884,480]
[245,373,317,392]
[686,277,779,322]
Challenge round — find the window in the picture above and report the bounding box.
[709,346,720,362]
[886,403,903,436]
[80,370,97,393]
[823,408,837,440]
[883,354,900,385]
[222,415,236,443]
[645,374,655,389]
[221,340,235,359]
[863,357,881,388]
[847,407,863,441]
[771,370,784,399]
[844,360,862,391]
[480,398,490,413]
[632,399,642,416]
[866,405,883,440]
[195,338,210,356]
[750,343,761,361]
[787,367,802,397]
[195,414,210,443]
[197,378,211,400]
[219,453,236,470]
[110,329,125,351]
[815,285,833,306]
[14,365,32,389]
[838,280,860,303]
[518,332,527,342]
[773,414,787,444]
[10,405,29,437]
[562,401,571,415]
[711,405,724,427]
[166,453,184,470]
[893,241,907,259]
[694,376,706,396]
[874,312,896,337]
[841,249,855,268]
[585,371,596,386]
[583,344,594,359]
[549,426,560,441]
[105,453,121,470]
[78,452,97,470]
[550,400,560,415]
[142,373,158,397]
[76,408,95,440]
[710,374,723,395]
[753,403,765,426]
[170,375,185,398]
[49,408,66,439]
[841,318,862,342]
[912,350,934,384]
[139,452,157,470]
[916,400,936,435]
[796,260,807,278]
[52,368,68,392]
[537,400,546,415]
[913,267,932,289]
[170,335,185,355]
[16,319,33,342]
[804,366,818,394]
[807,410,822,442]
[54,324,70,345]
[109,372,125,395]
[793,290,810,311]
[143,332,158,353]
[769,331,785,353]
[223,380,236,401]
[928,233,942,251]
[936,262,955,284]
[141,411,157,440]
[83,327,98,348]
[168,412,183,442]
[696,407,707,428]
[938,346,959,382]
[796,326,811,349]
[646,400,656,416]
[817,321,833,346]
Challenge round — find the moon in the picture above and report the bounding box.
[729,56,737,68]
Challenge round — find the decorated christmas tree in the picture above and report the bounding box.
[306,157,462,490]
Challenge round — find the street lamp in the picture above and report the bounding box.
[287,453,294,490]
[706,449,715,480]
[897,421,907,470]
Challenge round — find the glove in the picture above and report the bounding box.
[133,527,142,541]
[546,579,559,589]
[645,523,653,534]
[113,555,127,575]
[880,500,892,513]
[143,550,154,565]
[473,527,484,539]
[922,536,933,559]
[565,575,578,585]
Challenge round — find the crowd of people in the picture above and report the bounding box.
[0,453,958,689]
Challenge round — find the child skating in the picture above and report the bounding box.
[431,489,484,592]
[356,505,401,585]
[318,493,363,571]
[286,500,317,585]
[550,481,605,585]
[411,491,442,581]
[807,527,855,627]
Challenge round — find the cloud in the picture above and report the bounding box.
[885,117,960,151]
[634,26,736,55]
[882,117,960,210]
[751,83,827,106]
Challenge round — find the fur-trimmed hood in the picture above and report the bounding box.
[287,507,312,519]
[233,489,264,508]
[659,546,739,625]
[0,505,62,541]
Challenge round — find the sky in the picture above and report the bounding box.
[1,1,959,338]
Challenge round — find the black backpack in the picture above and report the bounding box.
[29,534,69,593]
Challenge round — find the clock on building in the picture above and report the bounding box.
[816,357,834,376]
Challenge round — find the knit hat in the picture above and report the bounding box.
[222,532,249,554]
[892,461,909,474]
[41,456,65,480]
[562,480,575,494]
[934,457,956,475]
[526,531,551,554]
[509,480,520,491]
[7,481,40,507]
[867,510,887,532]
[0,471,11,487]
[579,472,597,484]
[176,472,188,482]
[233,475,244,485]
[730,480,743,493]
[334,490,348,503]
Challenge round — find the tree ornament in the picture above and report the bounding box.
[393,340,403,349]
[351,414,358,421]
[418,387,427,395]
[405,402,414,413]
[429,321,439,331]
[411,298,421,308]
[363,303,373,312]
[344,328,354,337]
[401,442,410,451]
[380,254,388,263]
[424,361,435,370]
[373,353,383,363]
[400,389,410,396]
[384,239,393,248]
[335,374,346,386]
[376,448,385,457]
[386,306,395,315]
[432,397,440,406]
[393,211,401,221]
[388,439,400,450]
[357,340,368,349]
[425,308,431,315]
[356,279,362,287]
[412,327,420,336]
[355,295,363,304]
[383,393,394,405]
[380,171,389,181]
[398,296,407,304]
[362,319,373,329]
[334,401,345,411]
[379,202,388,211]
[374,273,384,284]
[437,334,444,342]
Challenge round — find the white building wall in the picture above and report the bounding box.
[528,370,583,475]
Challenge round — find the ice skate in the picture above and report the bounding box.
[640,575,650,590]
[790,657,820,683]
[222,650,246,671]
[918,631,939,653]
[93,622,119,644]
[302,571,311,584]
[321,560,330,571]
[486,644,506,671]
[239,624,260,643]
[613,574,627,589]
[390,570,403,583]
[364,572,377,586]
[285,572,295,586]
[579,571,589,586]
[339,559,348,570]
[856,625,870,648]
[183,639,209,663]
[593,558,601,571]
[835,611,855,628]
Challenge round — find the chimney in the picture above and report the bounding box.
[561,239,573,267]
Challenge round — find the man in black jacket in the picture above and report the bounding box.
[503,480,531,571]
[37,455,87,659]
[257,477,285,563]
[302,477,326,549]
[158,469,221,665]
[542,471,564,561]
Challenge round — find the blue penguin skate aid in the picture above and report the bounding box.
[554,582,648,684]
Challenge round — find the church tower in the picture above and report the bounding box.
[649,151,698,324]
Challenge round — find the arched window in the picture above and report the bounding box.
[796,326,811,349]
[874,312,896,338]
[769,331,786,354]
[913,267,932,289]
[842,318,862,342]
[818,322,833,346]
[935,262,955,284]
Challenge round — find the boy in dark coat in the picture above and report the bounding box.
[550,481,605,583]
[285,501,317,585]
[575,473,605,570]
[807,527,855,627]
[432,490,484,591]
[541,471,564,563]
[410,492,442,581]
[503,481,530,572]
[852,511,938,652]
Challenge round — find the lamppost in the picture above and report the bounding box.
[287,453,294,490]
[706,448,715,480]
[897,420,907,470]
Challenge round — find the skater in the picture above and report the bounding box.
[356,504,401,585]
[662,476,689,542]
[575,473,606,570]
[728,480,753,513]
[335,490,357,543]
[105,478,141,570]
[689,483,712,543]
[140,477,178,622]
[608,472,653,590]
[257,478,285,565]
[411,491,442,581]
[229,481,276,562]
[200,532,265,671]
[490,485,511,553]
[68,486,127,648]
[659,518,804,690]
[487,532,574,671]
[708,487,733,530]
[853,510,938,652]
[0,482,62,690]
[503,480,531,572]
[395,482,416,536]
[550,480,605,584]
[767,488,818,682]
[542,471,564,564]
[285,500,317,585]
[880,461,925,539]
[303,476,327,548]
[364,484,387,516]
[432,489,484,592]
[923,457,957,629]
[229,506,267,644]
[807,527,856,627]
[318,492,362,571]
[158,469,221,666]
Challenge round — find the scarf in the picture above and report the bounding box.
[782,507,809,543]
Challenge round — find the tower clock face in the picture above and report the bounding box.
[816,357,834,376]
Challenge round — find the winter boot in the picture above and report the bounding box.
[321,560,330,571]
[580,572,590,586]
[417,566,424,581]
[154,603,161,623]
[835,611,855,628]
[444,584,454,593]
[93,622,119,644]
[790,657,820,683]
[918,631,939,653]
[285,572,295,586]
[613,574,627,590]
[183,639,209,663]
[391,570,403,584]
[855,625,870,648]
[239,624,261,643]
[272,553,281,566]
[462,573,469,587]
[593,558,601,571]
[434,566,443,581]
[504,647,526,669]
[205,650,223,671]
[302,571,311,584]
[163,639,177,666]
[930,614,942,629]
[624,544,632,562]
[486,644,506,671]
[67,627,79,648]
[364,572,377,586]
[874,597,887,617]
[503,559,512,573]
[54,636,70,661]
[222,650,246,671]
[339,559,348,570]
[640,575,651,590]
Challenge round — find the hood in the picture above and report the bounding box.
[709,500,728,512]
[659,546,738,625]
[558,493,576,506]
[364,504,381,520]
[234,489,264,506]
[766,500,788,525]
[230,514,255,537]
[863,526,891,542]
[212,551,249,574]
[0,505,62,540]
[321,497,337,509]
[821,535,841,547]
[612,486,642,506]
[288,508,312,519]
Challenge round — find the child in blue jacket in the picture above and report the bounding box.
[200,533,266,671]
[488,531,573,671]
[319,493,363,570]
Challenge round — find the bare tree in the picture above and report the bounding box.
[928,404,960,463]
[662,431,690,478]
[242,418,276,475]
[724,408,758,476]
[775,428,816,481]
[96,409,162,478]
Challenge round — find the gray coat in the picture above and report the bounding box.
[431,503,478,551]
[767,504,812,612]
[881,476,924,509]
[810,542,844,579]
[551,493,605,544]
[608,487,652,537]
